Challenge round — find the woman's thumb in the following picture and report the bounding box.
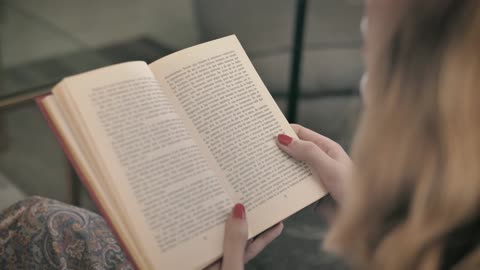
[222,203,248,270]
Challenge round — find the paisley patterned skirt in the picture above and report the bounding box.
[0,196,134,270]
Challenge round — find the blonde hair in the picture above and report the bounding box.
[325,1,480,269]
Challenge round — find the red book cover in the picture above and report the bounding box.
[35,95,141,270]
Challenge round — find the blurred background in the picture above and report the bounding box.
[0,0,363,269]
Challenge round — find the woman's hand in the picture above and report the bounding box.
[205,204,283,270]
[277,124,352,204]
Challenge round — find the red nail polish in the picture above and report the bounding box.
[277,134,293,146]
[233,203,245,220]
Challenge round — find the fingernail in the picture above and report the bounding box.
[277,134,293,146]
[233,203,245,220]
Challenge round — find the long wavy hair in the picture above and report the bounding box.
[325,1,480,269]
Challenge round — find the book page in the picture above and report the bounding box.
[55,62,233,269]
[150,36,327,238]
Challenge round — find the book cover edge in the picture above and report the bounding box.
[35,95,142,270]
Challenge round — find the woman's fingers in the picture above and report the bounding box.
[277,134,336,176]
[222,204,248,270]
[291,124,336,147]
[290,124,339,156]
[277,133,349,202]
[244,222,284,263]
[290,124,351,164]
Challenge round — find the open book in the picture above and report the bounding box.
[36,35,326,270]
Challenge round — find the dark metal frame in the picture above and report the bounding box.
[287,0,308,123]
[286,0,358,123]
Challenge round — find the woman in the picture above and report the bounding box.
[222,0,480,269]
[2,0,479,269]
[280,0,479,270]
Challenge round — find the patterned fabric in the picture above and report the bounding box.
[0,196,134,270]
